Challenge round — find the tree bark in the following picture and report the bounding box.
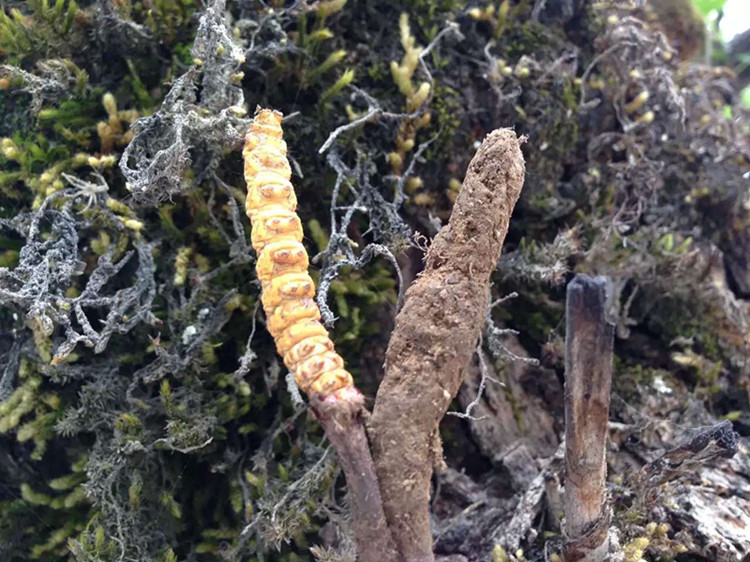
[562,275,615,562]
[368,129,526,562]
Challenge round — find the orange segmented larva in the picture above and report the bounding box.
[283,335,335,368]
[276,319,331,357]
[251,209,303,250]
[260,271,316,310]
[266,298,321,338]
[246,175,297,218]
[255,240,309,284]
[244,108,354,396]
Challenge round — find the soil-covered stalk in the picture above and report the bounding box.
[368,129,526,562]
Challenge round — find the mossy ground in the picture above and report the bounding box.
[0,1,748,561]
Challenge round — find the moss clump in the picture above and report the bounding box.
[1,0,749,560]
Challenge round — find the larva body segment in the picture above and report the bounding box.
[283,335,334,367]
[275,318,331,356]
[266,298,320,338]
[243,110,285,153]
[309,368,352,395]
[246,176,297,218]
[297,353,345,381]
[244,146,291,177]
[261,271,316,310]
[244,108,354,396]
[255,240,309,284]
[250,209,303,250]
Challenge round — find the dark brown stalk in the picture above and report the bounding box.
[310,388,399,562]
[562,275,615,562]
[368,129,526,562]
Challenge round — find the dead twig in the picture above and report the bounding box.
[563,274,615,562]
[633,420,740,503]
[310,389,400,562]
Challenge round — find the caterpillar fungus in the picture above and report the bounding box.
[243,108,354,396]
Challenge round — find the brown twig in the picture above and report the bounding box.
[562,274,615,562]
[368,128,526,561]
[309,388,399,562]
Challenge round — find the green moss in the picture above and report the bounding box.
[504,21,561,60]
[140,0,195,46]
[0,1,80,64]
[423,83,464,162]
[0,91,34,138]
[498,362,525,431]
[0,1,748,560]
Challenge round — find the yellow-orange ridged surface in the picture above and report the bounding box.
[243,108,354,396]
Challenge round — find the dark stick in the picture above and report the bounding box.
[310,388,399,562]
[563,275,615,562]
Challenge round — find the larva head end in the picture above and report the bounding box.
[254,106,283,126]
[244,109,286,155]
